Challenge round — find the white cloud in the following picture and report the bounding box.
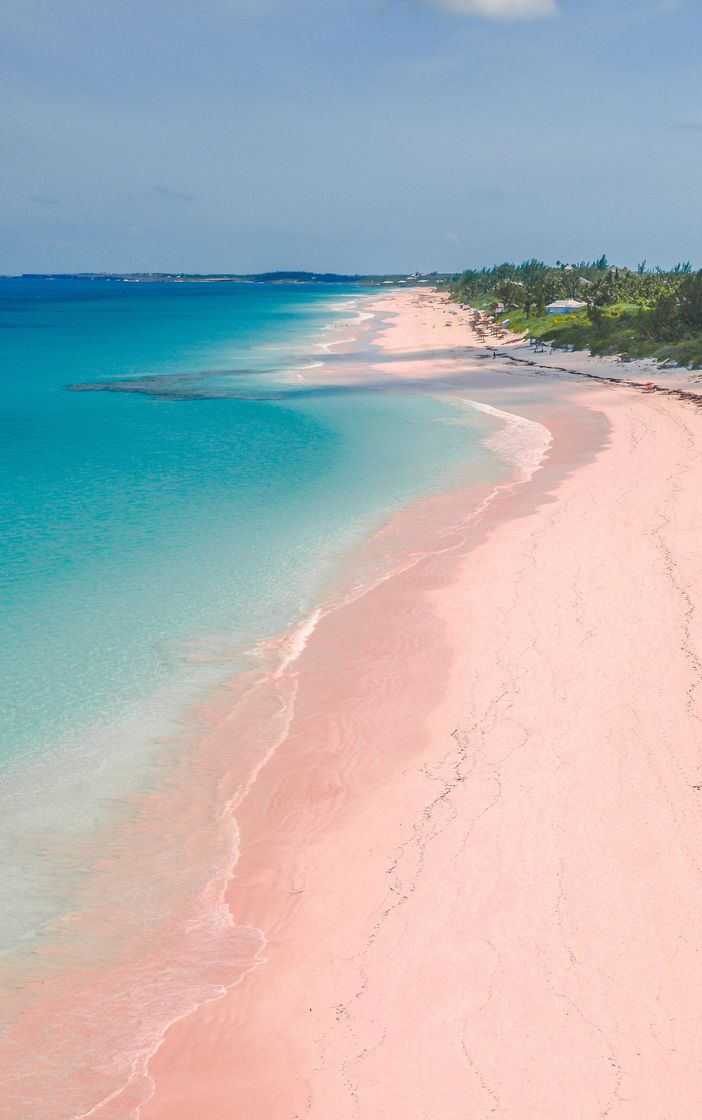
[420,0,558,19]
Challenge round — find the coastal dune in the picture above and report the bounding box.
[141,291,702,1119]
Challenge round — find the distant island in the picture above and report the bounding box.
[9,270,446,287]
[446,257,702,369]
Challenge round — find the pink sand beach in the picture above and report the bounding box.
[3,289,700,1120]
[130,289,702,1119]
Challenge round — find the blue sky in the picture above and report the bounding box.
[1,0,699,273]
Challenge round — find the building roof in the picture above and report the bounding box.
[547,299,587,309]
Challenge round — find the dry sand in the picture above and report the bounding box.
[141,289,702,1120]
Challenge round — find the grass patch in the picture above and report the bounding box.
[499,303,702,369]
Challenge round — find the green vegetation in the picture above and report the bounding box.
[445,259,702,369]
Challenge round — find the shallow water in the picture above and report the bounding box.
[0,281,506,941]
[1,281,498,754]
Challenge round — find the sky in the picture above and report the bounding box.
[1,0,700,274]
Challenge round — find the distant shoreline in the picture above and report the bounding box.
[1,271,439,286]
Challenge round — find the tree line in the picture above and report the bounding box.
[445,258,702,364]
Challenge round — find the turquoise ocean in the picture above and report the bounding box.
[2,280,502,759]
[0,278,511,1117]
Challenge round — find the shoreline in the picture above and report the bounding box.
[140,290,702,1119]
[0,290,535,1120]
[115,299,558,1118]
[145,290,702,1118]
[7,287,702,1118]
